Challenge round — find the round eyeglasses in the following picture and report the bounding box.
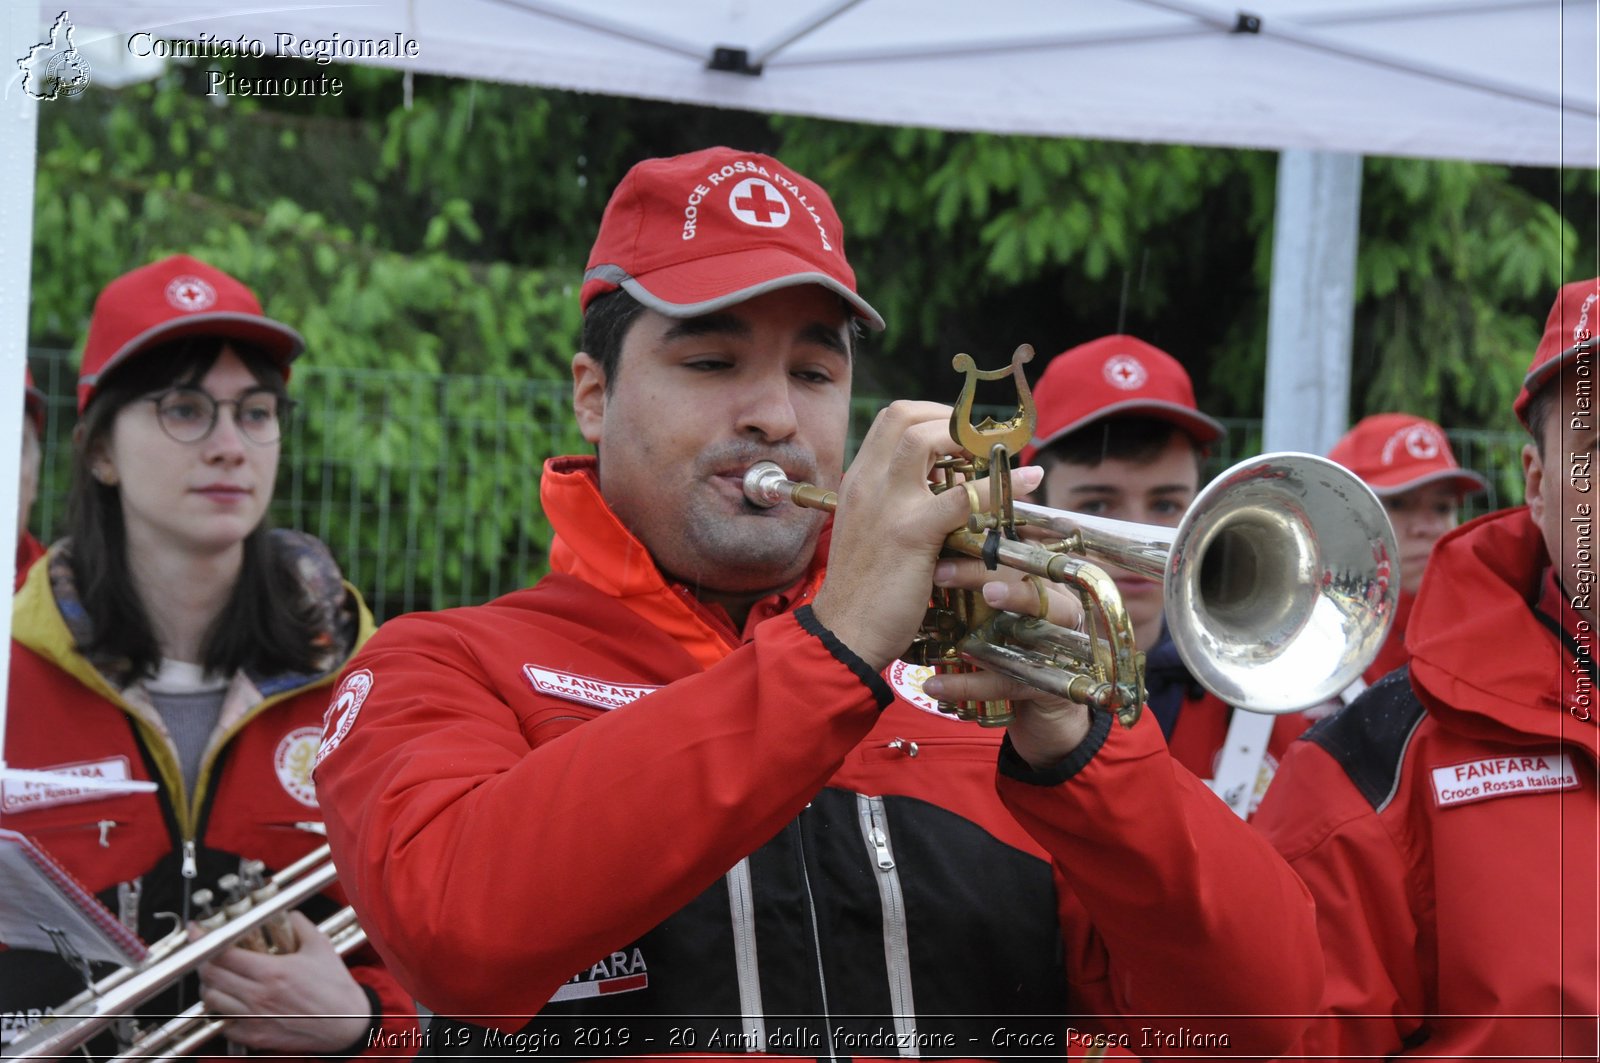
[142,387,291,445]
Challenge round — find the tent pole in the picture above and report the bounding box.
[749,0,870,69]
[1262,149,1363,455]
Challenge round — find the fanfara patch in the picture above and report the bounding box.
[523,665,659,711]
[885,660,961,721]
[1,756,133,815]
[1102,353,1148,390]
[727,177,791,228]
[1431,753,1580,809]
[548,947,649,1003]
[275,727,321,807]
[165,275,216,312]
[314,669,373,769]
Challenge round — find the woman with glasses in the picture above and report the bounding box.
[1,256,417,1059]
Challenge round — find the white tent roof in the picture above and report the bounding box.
[62,0,1600,167]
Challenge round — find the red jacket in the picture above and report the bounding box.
[1,535,418,1060]
[1165,690,1311,816]
[315,456,1320,1059]
[1254,507,1599,1060]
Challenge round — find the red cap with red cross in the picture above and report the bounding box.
[77,255,304,414]
[580,147,884,330]
[1020,334,1224,464]
[1327,413,1487,497]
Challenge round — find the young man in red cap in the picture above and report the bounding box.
[312,148,1322,1057]
[15,368,47,591]
[1026,335,1307,816]
[1254,278,1600,1060]
[1326,413,1488,690]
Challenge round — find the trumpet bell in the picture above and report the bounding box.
[1166,453,1399,714]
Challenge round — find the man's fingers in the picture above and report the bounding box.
[921,669,1038,705]
[201,980,248,1018]
[934,556,1087,630]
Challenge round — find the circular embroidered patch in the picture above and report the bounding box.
[886,660,957,719]
[314,669,373,769]
[726,177,791,228]
[165,275,217,311]
[1102,353,1148,390]
[275,726,322,807]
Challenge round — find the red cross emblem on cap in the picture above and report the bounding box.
[1402,425,1440,461]
[1103,354,1148,390]
[728,178,790,228]
[165,275,216,312]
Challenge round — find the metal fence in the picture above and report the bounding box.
[25,348,1529,623]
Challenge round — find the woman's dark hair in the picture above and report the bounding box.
[67,337,321,680]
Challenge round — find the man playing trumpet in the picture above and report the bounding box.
[313,146,1321,1057]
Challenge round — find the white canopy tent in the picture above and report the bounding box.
[0,0,1596,782]
[48,0,1600,165]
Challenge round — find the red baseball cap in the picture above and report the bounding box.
[1327,413,1487,497]
[580,147,884,330]
[77,254,304,413]
[1514,276,1599,427]
[23,367,45,437]
[1021,334,1223,463]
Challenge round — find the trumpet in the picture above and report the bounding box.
[744,347,1398,728]
[106,907,367,1063]
[8,845,358,1061]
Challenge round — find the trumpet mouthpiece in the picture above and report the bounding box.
[743,462,789,508]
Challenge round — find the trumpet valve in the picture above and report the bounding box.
[242,859,299,954]
[190,888,226,932]
[215,874,270,953]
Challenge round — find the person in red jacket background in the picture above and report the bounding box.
[1024,336,1309,817]
[1254,277,1600,1060]
[312,147,1321,1059]
[15,368,47,591]
[2,255,417,1060]
[1326,412,1488,692]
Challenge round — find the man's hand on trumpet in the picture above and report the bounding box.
[810,400,1043,672]
[190,911,371,1053]
[922,553,1096,771]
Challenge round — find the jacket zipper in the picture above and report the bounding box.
[857,794,919,1055]
[725,857,767,1052]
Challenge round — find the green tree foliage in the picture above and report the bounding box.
[771,119,1594,430]
[769,122,1271,400]
[29,55,1593,612]
[30,63,596,611]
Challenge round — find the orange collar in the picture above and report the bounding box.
[541,456,826,669]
